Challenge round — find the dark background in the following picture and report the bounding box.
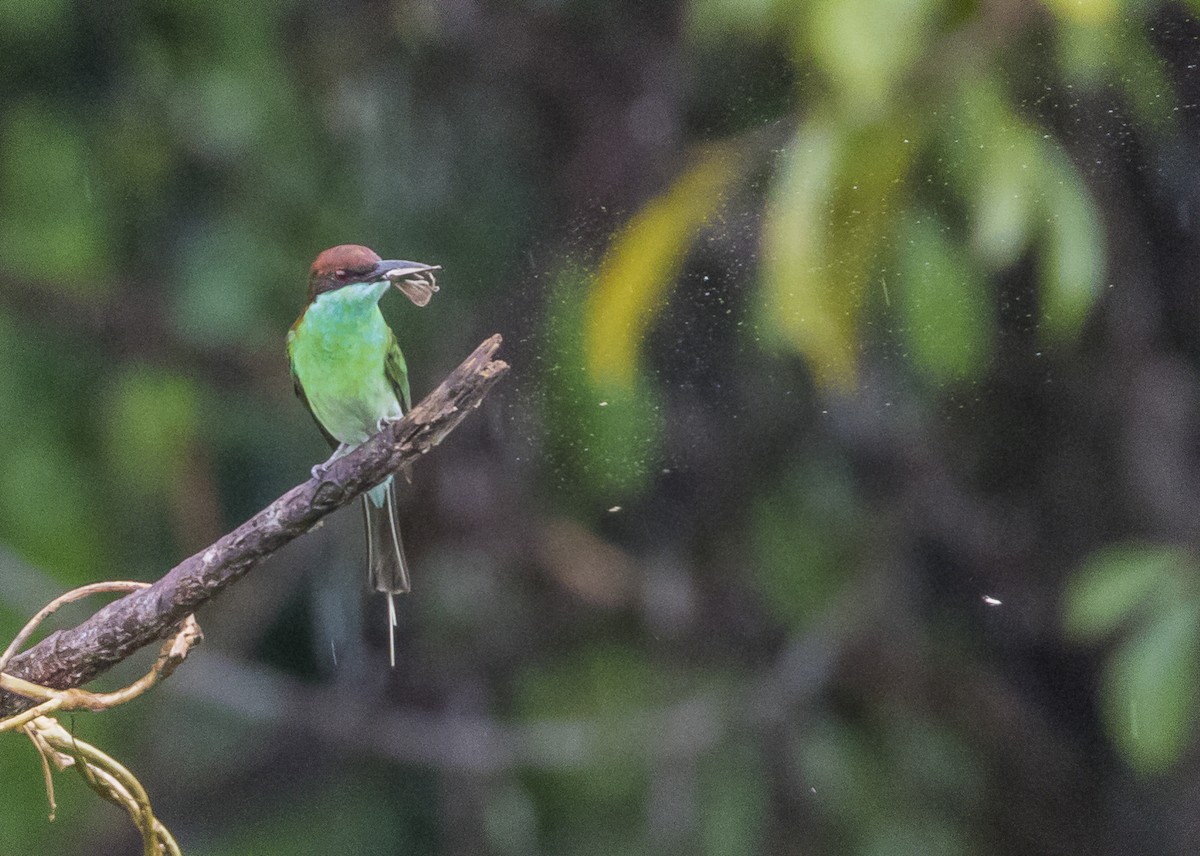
[2,0,1200,853]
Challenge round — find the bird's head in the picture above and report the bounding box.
[308,244,440,306]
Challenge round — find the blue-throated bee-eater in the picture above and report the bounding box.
[287,244,439,665]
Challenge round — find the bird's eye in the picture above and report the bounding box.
[334,269,348,281]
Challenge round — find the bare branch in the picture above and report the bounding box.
[0,335,509,717]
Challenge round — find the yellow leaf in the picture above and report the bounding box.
[584,145,738,389]
[1042,0,1118,25]
[760,118,844,385]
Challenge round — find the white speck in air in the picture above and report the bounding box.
[982,595,1002,606]
[608,506,622,513]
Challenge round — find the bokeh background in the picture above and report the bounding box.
[3,0,1200,853]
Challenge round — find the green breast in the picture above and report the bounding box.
[288,285,403,445]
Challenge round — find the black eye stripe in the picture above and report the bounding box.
[332,265,374,281]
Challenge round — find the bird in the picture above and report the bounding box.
[287,244,440,666]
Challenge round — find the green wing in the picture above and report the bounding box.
[385,333,415,482]
[384,331,412,413]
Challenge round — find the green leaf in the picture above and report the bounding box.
[1057,20,1175,134]
[1063,545,1182,642]
[942,75,1104,341]
[974,130,1041,269]
[943,76,1040,269]
[1102,603,1200,772]
[1039,147,1104,341]
[897,211,992,384]
[760,112,917,389]
[803,0,945,117]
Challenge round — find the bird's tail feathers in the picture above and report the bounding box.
[363,478,410,667]
[364,479,411,594]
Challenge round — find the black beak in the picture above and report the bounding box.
[370,259,438,281]
[372,259,441,307]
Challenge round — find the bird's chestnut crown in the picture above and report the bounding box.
[308,245,385,297]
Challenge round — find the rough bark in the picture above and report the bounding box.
[0,335,509,717]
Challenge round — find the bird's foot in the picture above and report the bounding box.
[311,443,352,480]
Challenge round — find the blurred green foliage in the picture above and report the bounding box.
[545,267,667,502]
[626,0,1108,392]
[0,104,112,285]
[760,112,917,387]
[2,0,1199,853]
[197,770,436,856]
[1065,546,1200,772]
[795,713,983,856]
[896,211,992,384]
[103,367,202,497]
[752,457,862,628]
[516,646,661,846]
